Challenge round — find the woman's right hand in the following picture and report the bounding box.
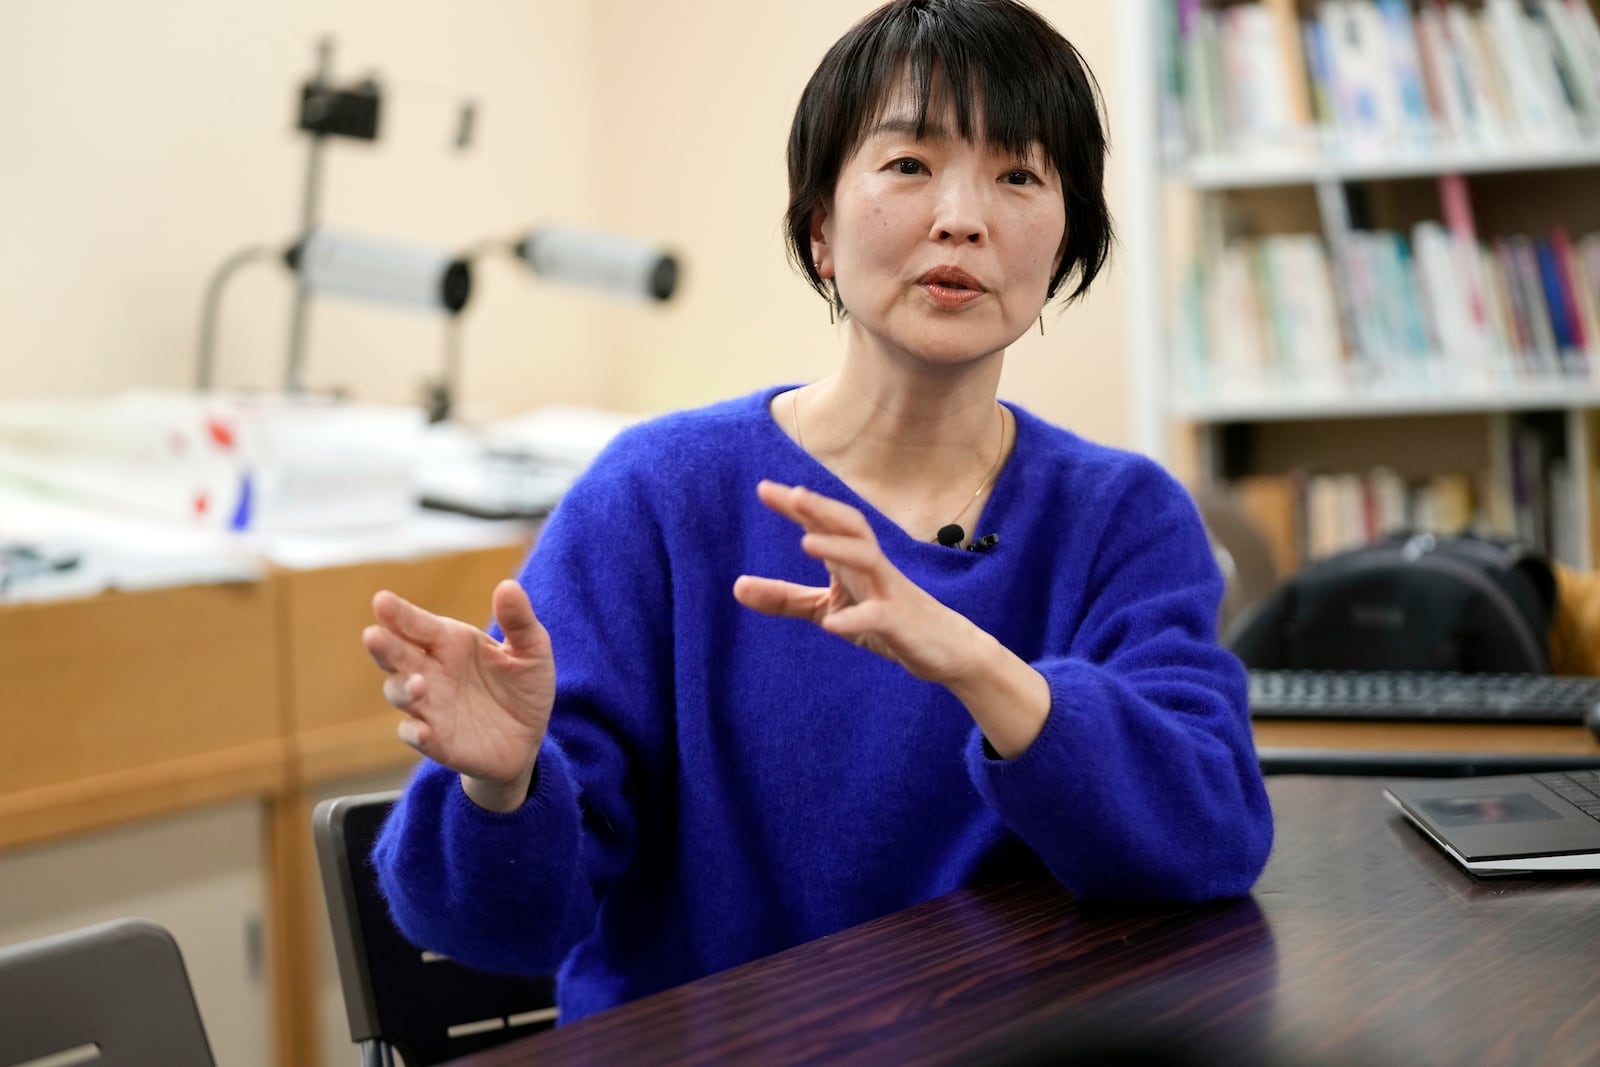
[363,579,555,812]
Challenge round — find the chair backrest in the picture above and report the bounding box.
[0,917,216,1067]
[312,790,558,1067]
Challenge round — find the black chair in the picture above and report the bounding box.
[313,790,558,1067]
[0,917,216,1067]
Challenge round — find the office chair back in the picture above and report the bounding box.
[0,917,216,1067]
[313,790,558,1067]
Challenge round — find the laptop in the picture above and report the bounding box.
[1384,770,1600,876]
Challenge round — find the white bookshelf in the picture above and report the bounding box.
[1180,138,1600,189]
[1125,0,1600,569]
[1174,378,1600,423]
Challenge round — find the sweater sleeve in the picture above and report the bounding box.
[373,435,675,974]
[966,464,1273,902]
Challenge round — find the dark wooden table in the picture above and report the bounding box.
[448,776,1600,1066]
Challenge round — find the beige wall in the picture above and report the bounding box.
[1,0,612,416]
[2,1,1132,445]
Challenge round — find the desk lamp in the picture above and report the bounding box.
[195,36,475,397]
[195,226,474,402]
[194,37,682,423]
[512,224,679,303]
[399,225,678,422]
[282,38,477,395]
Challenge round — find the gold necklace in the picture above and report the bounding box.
[790,389,1007,544]
[937,405,1006,543]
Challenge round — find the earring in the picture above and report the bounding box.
[828,297,835,326]
[1038,315,1045,336]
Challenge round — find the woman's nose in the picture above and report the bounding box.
[928,177,988,244]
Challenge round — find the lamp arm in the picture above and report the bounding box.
[195,244,281,391]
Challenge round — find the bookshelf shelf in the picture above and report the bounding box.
[1174,376,1600,423]
[1179,137,1600,190]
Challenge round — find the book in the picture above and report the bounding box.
[1154,0,1188,157]
[1392,234,1435,364]
[1563,238,1600,360]
[1437,174,1495,357]
[1319,0,1389,144]
[1368,465,1411,538]
[1184,8,1225,155]
[1549,229,1588,353]
[1535,239,1574,356]
[1376,0,1434,137]
[1289,235,1348,383]
[1429,471,1478,535]
[1477,245,1520,379]
[1412,221,1470,360]
[1302,16,1338,128]
[1563,0,1600,110]
[1535,0,1600,124]
[1491,238,1538,375]
[1235,473,1304,575]
[1206,243,1271,389]
[1522,1,1591,123]
[1222,4,1299,148]
[1505,236,1561,374]
[1464,7,1517,135]
[1411,5,1450,133]
[1442,3,1510,146]
[1482,0,1573,141]
[1263,0,1315,130]
[1306,472,1351,559]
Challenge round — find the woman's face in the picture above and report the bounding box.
[811,88,1066,368]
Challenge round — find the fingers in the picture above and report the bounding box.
[800,531,884,574]
[818,600,887,640]
[756,480,874,539]
[397,717,432,752]
[382,671,427,713]
[732,574,826,620]
[372,589,447,648]
[363,622,425,676]
[491,579,549,657]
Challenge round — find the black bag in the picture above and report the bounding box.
[1224,532,1557,674]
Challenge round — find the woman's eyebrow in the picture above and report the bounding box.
[866,118,1042,164]
[866,116,954,141]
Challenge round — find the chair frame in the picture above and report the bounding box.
[313,789,557,1067]
[0,916,216,1067]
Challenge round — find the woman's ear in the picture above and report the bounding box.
[810,205,834,280]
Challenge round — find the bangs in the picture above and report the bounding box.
[832,0,1092,172]
[851,22,1064,165]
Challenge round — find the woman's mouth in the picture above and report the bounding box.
[918,267,985,309]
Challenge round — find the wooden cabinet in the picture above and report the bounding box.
[0,534,532,1067]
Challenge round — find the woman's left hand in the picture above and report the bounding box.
[733,479,978,686]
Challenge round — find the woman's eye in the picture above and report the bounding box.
[1002,169,1036,186]
[892,158,925,175]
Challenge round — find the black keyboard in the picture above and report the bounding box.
[1247,670,1600,724]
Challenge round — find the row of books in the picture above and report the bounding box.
[1226,453,1579,570]
[1180,223,1600,395]
[1161,0,1600,157]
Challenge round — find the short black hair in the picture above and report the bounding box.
[784,0,1113,310]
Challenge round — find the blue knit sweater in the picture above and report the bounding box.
[374,386,1273,1023]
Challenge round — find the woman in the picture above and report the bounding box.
[365,0,1273,1026]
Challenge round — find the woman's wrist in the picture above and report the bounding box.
[942,630,1051,759]
[460,760,538,814]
